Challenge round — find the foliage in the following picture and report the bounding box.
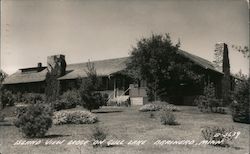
[139,103,179,112]
[45,67,60,103]
[53,110,98,125]
[0,70,8,109]
[0,70,7,83]
[79,61,105,111]
[15,105,29,118]
[21,93,45,104]
[201,126,235,147]
[231,78,250,124]
[51,99,68,111]
[0,89,16,108]
[139,103,161,112]
[14,103,53,138]
[91,126,108,148]
[126,33,202,102]
[232,44,249,58]
[61,90,81,106]
[160,109,178,125]
[195,82,223,113]
[50,90,80,111]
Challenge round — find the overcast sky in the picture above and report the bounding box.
[1,0,249,75]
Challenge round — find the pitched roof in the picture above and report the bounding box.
[3,50,223,85]
[58,57,129,80]
[2,57,129,84]
[3,69,47,84]
[177,49,223,74]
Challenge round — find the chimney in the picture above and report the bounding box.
[38,62,42,68]
[37,62,43,71]
[47,54,66,77]
[219,43,231,105]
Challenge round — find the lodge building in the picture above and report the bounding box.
[2,43,236,105]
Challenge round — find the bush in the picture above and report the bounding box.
[50,90,80,111]
[139,103,179,112]
[139,103,161,112]
[80,91,105,111]
[195,82,223,113]
[231,79,250,124]
[14,103,53,138]
[51,98,76,111]
[201,126,235,147]
[61,90,81,106]
[79,62,105,111]
[91,126,108,148]
[160,109,178,125]
[53,110,98,125]
[161,104,180,112]
[15,104,29,118]
[0,89,16,107]
[21,93,45,104]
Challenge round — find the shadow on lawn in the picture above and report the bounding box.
[92,110,123,114]
[0,121,13,126]
[43,134,71,138]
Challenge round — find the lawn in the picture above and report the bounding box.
[0,106,249,154]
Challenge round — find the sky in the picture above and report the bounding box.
[1,0,249,75]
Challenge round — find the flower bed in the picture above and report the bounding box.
[53,110,98,125]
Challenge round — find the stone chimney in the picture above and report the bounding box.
[47,54,66,77]
[220,43,231,105]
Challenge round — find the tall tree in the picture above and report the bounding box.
[0,70,8,109]
[79,61,104,111]
[126,33,202,102]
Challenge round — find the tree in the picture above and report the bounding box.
[231,78,249,124]
[45,65,60,103]
[79,61,104,111]
[126,33,202,102]
[0,70,8,109]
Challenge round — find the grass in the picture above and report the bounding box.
[0,106,249,154]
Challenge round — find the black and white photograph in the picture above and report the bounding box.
[0,0,249,154]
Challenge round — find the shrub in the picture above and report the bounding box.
[79,61,105,111]
[15,104,29,118]
[51,90,80,111]
[195,82,223,113]
[0,89,16,107]
[201,126,235,147]
[14,103,53,138]
[80,91,105,111]
[160,109,178,125]
[91,126,108,148]
[161,104,180,112]
[139,103,161,112]
[231,79,250,124]
[139,103,179,112]
[53,110,98,125]
[21,93,45,104]
[61,90,81,106]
